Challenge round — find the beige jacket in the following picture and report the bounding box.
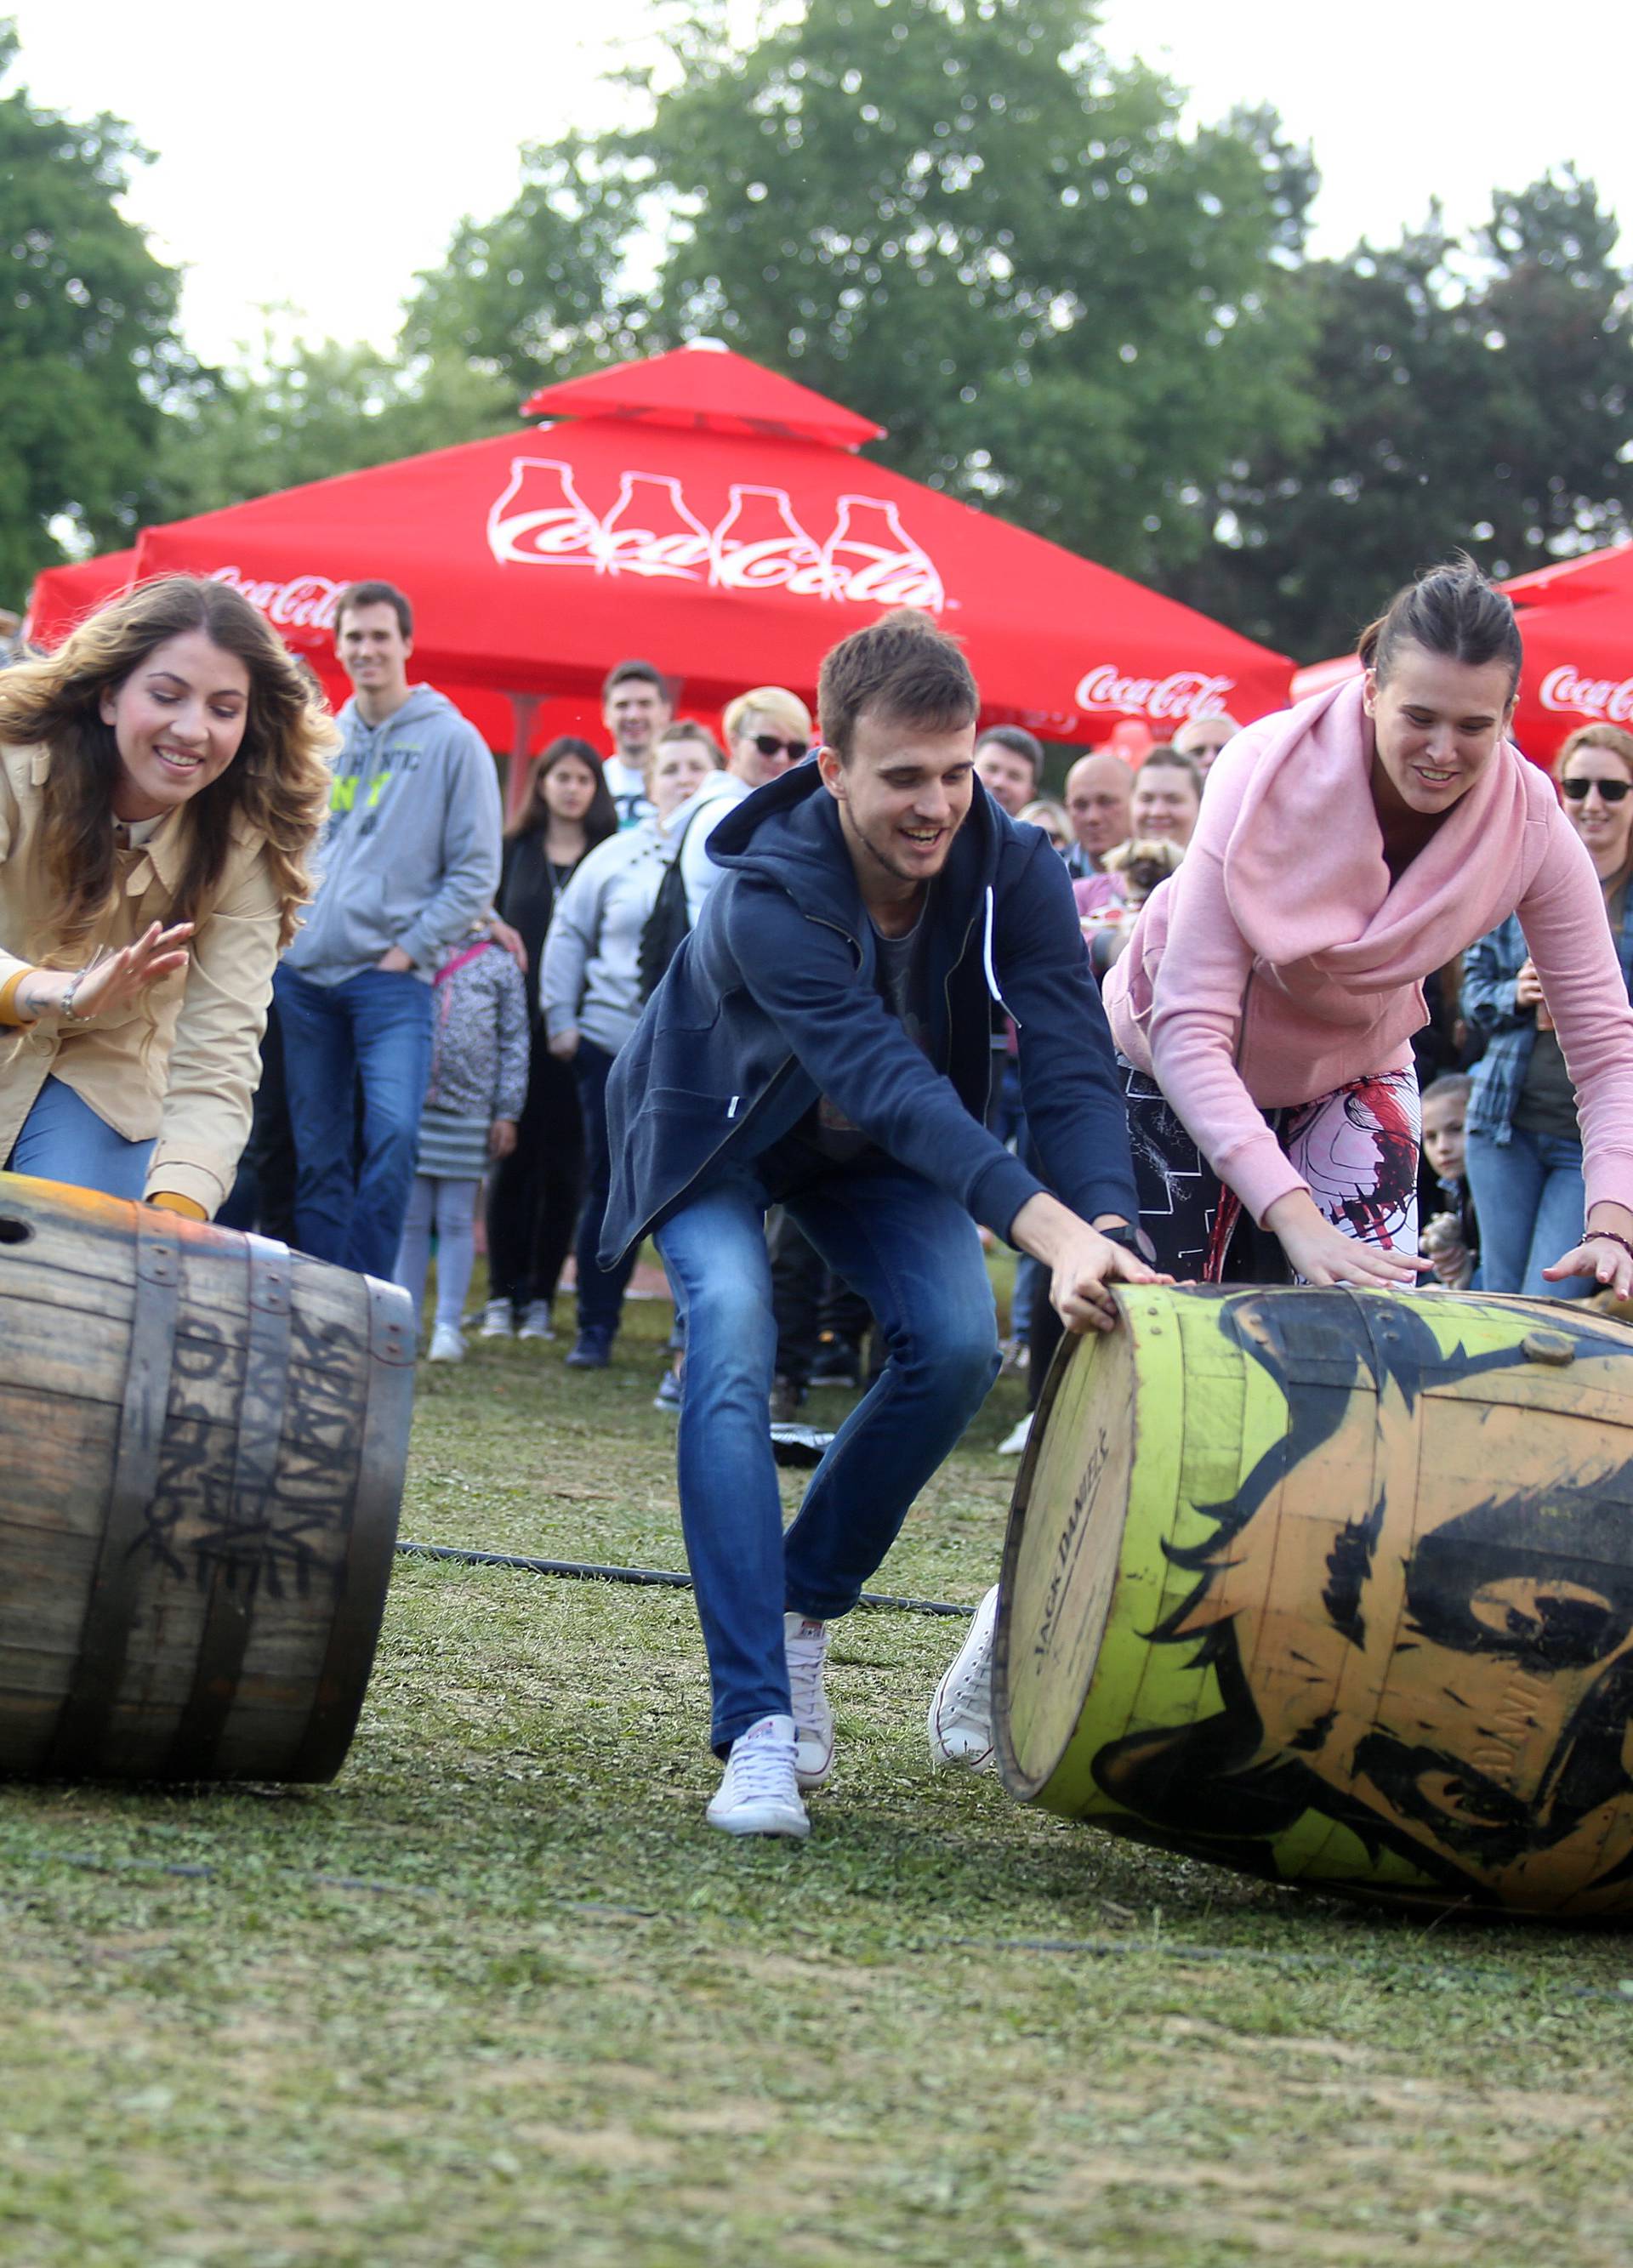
[0,742,282,1217]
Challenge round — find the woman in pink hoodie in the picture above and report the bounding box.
[1099,558,1633,1299]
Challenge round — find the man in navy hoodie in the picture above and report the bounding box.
[603,609,1158,1839]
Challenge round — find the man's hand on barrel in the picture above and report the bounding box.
[1264,1191,1433,1290]
[1010,1193,1173,1334]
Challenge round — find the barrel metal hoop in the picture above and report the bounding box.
[163,1235,295,1779]
[45,1210,183,1774]
[286,1275,415,1782]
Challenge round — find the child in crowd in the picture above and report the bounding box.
[1419,1071,1480,1290]
[395,924,529,1361]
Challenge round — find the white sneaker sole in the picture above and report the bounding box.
[794,1734,834,1792]
[927,1587,1000,1772]
[706,1800,811,1839]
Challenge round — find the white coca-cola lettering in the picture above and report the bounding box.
[1072,663,1237,721]
[710,483,826,595]
[1539,664,1633,724]
[208,566,342,632]
[821,496,944,609]
[487,458,601,567]
[486,463,946,608]
[598,473,711,581]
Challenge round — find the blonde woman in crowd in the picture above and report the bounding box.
[0,577,331,1218]
[674,686,814,925]
[542,719,723,1368]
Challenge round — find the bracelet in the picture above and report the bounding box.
[1585,1228,1633,1267]
[57,968,94,1024]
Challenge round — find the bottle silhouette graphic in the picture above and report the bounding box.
[709,484,825,596]
[486,458,602,568]
[819,496,945,610]
[598,473,711,580]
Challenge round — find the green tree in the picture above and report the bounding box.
[0,23,193,604]
[397,0,1320,586]
[1170,171,1633,660]
[638,0,1320,581]
[151,335,515,523]
[398,132,646,392]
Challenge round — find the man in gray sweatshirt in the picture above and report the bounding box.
[275,580,502,1277]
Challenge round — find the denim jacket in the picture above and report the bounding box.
[1465,890,1633,1144]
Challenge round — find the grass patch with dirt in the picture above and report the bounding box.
[4,1274,1633,2266]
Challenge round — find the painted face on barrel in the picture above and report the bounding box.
[1187,1484,1633,1885]
[1091,1293,1633,1911]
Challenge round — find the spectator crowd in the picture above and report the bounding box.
[7,559,1633,1842]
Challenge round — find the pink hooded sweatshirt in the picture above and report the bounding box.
[1101,678,1633,1229]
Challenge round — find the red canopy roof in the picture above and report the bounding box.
[1291,543,1633,759]
[33,348,1293,755]
[522,341,885,451]
[22,549,137,644]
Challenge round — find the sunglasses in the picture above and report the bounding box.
[1562,776,1632,804]
[749,733,808,761]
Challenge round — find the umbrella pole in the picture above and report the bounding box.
[504,693,542,821]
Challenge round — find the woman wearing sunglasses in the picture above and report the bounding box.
[672,685,814,925]
[1097,558,1633,1302]
[1462,722,1633,1295]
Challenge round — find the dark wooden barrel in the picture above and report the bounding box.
[995,1282,1633,1919]
[0,1171,414,1782]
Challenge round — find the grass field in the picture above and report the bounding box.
[6,1273,1633,2267]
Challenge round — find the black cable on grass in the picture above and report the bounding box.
[393,1539,974,1617]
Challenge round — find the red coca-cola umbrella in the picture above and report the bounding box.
[1290,542,1633,762]
[121,344,1289,789]
[21,549,138,645]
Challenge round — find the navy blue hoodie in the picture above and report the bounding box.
[600,763,1138,1265]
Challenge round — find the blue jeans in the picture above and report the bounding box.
[1465,1125,1590,1299]
[572,1039,638,1335]
[4,1075,154,1199]
[657,1158,1000,1754]
[274,963,434,1279]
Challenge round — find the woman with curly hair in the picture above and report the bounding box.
[0,575,333,1219]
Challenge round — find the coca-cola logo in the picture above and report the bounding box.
[208,566,341,634]
[1073,663,1237,722]
[1539,664,1633,724]
[487,459,944,610]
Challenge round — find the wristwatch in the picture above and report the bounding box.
[1098,1222,1142,1253]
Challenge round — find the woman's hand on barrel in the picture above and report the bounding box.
[1010,1194,1173,1336]
[1544,1203,1633,1299]
[1264,1191,1433,1290]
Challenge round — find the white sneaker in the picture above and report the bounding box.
[927,1584,999,1772]
[429,1322,465,1363]
[997,1412,1033,1457]
[783,1613,835,1788]
[518,1299,555,1341]
[705,1714,810,1839]
[478,1299,513,1339]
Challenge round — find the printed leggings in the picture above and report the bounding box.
[1121,1060,1421,1282]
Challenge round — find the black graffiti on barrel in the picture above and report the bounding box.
[1088,1293,1633,1907]
[130,1309,364,1600]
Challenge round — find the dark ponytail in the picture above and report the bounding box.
[1357,554,1522,696]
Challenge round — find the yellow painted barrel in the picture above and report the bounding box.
[0,1173,415,1782]
[994,1283,1633,1919]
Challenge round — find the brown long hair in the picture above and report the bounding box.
[0,577,335,949]
[503,735,618,848]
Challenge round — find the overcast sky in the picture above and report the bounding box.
[14,0,1630,368]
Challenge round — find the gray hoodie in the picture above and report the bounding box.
[285,685,503,986]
